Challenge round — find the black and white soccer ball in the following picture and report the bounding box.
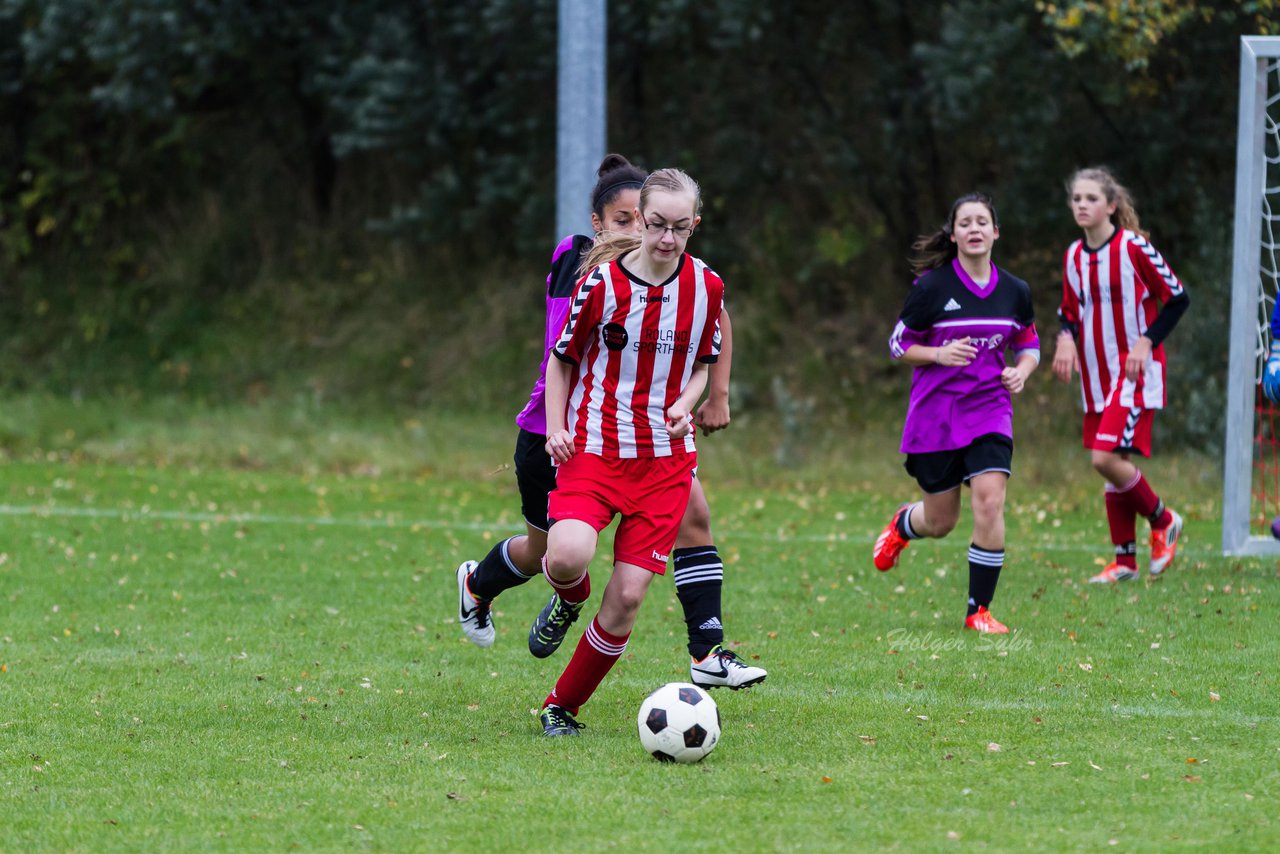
[636,682,720,763]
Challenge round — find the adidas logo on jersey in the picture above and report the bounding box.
[944,298,962,311]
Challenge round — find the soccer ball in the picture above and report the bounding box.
[636,682,720,763]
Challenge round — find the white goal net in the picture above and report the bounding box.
[1223,36,1280,555]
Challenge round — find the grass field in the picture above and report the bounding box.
[2,404,1278,851]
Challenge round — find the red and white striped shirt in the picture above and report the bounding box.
[1059,228,1184,412]
[552,254,723,459]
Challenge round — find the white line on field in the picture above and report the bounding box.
[0,503,1229,559]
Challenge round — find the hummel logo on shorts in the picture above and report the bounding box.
[944,298,962,311]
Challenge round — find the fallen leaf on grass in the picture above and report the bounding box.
[858,735,876,744]
[821,776,832,784]
[447,792,465,800]
[1051,762,1069,767]
[1089,761,1102,771]
[987,743,1001,752]
[1078,662,1093,672]
[1186,757,1198,764]
[1183,775,1201,783]
[1209,691,1220,702]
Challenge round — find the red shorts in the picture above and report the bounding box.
[1083,399,1154,458]
[548,452,696,574]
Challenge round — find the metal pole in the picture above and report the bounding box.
[556,0,606,241]
[1223,36,1267,554]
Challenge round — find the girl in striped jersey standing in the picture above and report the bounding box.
[1052,167,1189,584]
[873,193,1040,634]
[454,155,765,692]
[534,168,726,736]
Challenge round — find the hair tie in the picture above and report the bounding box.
[597,180,643,199]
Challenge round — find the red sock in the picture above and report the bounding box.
[1121,470,1172,528]
[542,559,591,604]
[1104,486,1137,569]
[544,616,630,714]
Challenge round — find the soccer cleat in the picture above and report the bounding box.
[873,504,912,571]
[455,560,494,647]
[528,593,585,659]
[1149,510,1183,576]
[539,704,584,737]
[690,646,768,690]
[963,605,1009,634]
[1088,562,1140,584]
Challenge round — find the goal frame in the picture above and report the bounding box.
[1223,36,1280,555]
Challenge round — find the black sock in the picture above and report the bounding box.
[673,546,724,659]
[467,537,536,601]
[966,543,1004,616]
[895,502,922,539]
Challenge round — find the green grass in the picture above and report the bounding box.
[1,403,1277,851]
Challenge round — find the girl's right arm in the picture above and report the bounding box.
[1052,332,1078,383]
[544,357,575,463]
[890,279,975,367]
[1055,247,1082,383]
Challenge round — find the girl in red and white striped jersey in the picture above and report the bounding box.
[454,154,765,691]
[1052,167,1190,584]
[536,168,724,736]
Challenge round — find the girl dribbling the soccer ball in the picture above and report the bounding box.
[536,168,726,736]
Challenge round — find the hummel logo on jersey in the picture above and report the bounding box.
[944,298,962,311]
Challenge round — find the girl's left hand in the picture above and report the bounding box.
[666,403,694,439]
[1125,336,1153,381]
[1000,366,1027,394]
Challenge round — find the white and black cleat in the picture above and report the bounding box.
[456,560,494,647]
[690,647,767,690]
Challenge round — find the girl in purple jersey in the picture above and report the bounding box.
[455,154,766,690]
[872,193,1040,634]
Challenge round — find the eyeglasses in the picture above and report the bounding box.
[641,217,694,238]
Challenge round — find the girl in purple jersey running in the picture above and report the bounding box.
[455,154,765,690]
[872,193,1040,634]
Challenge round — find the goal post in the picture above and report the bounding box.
[1223,36,1280,555]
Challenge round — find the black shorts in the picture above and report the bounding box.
[904,433,1013,494]
[514,428,556,531]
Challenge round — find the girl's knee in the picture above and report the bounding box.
[923,511,958,537]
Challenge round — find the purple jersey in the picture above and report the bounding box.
[889,259,1039,454]
[516,234,594,435]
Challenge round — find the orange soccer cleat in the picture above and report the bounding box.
[1149,510,1183,576]
[964,606,1009,634]
[1088,562,1140,584]
[873,505,912,571]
